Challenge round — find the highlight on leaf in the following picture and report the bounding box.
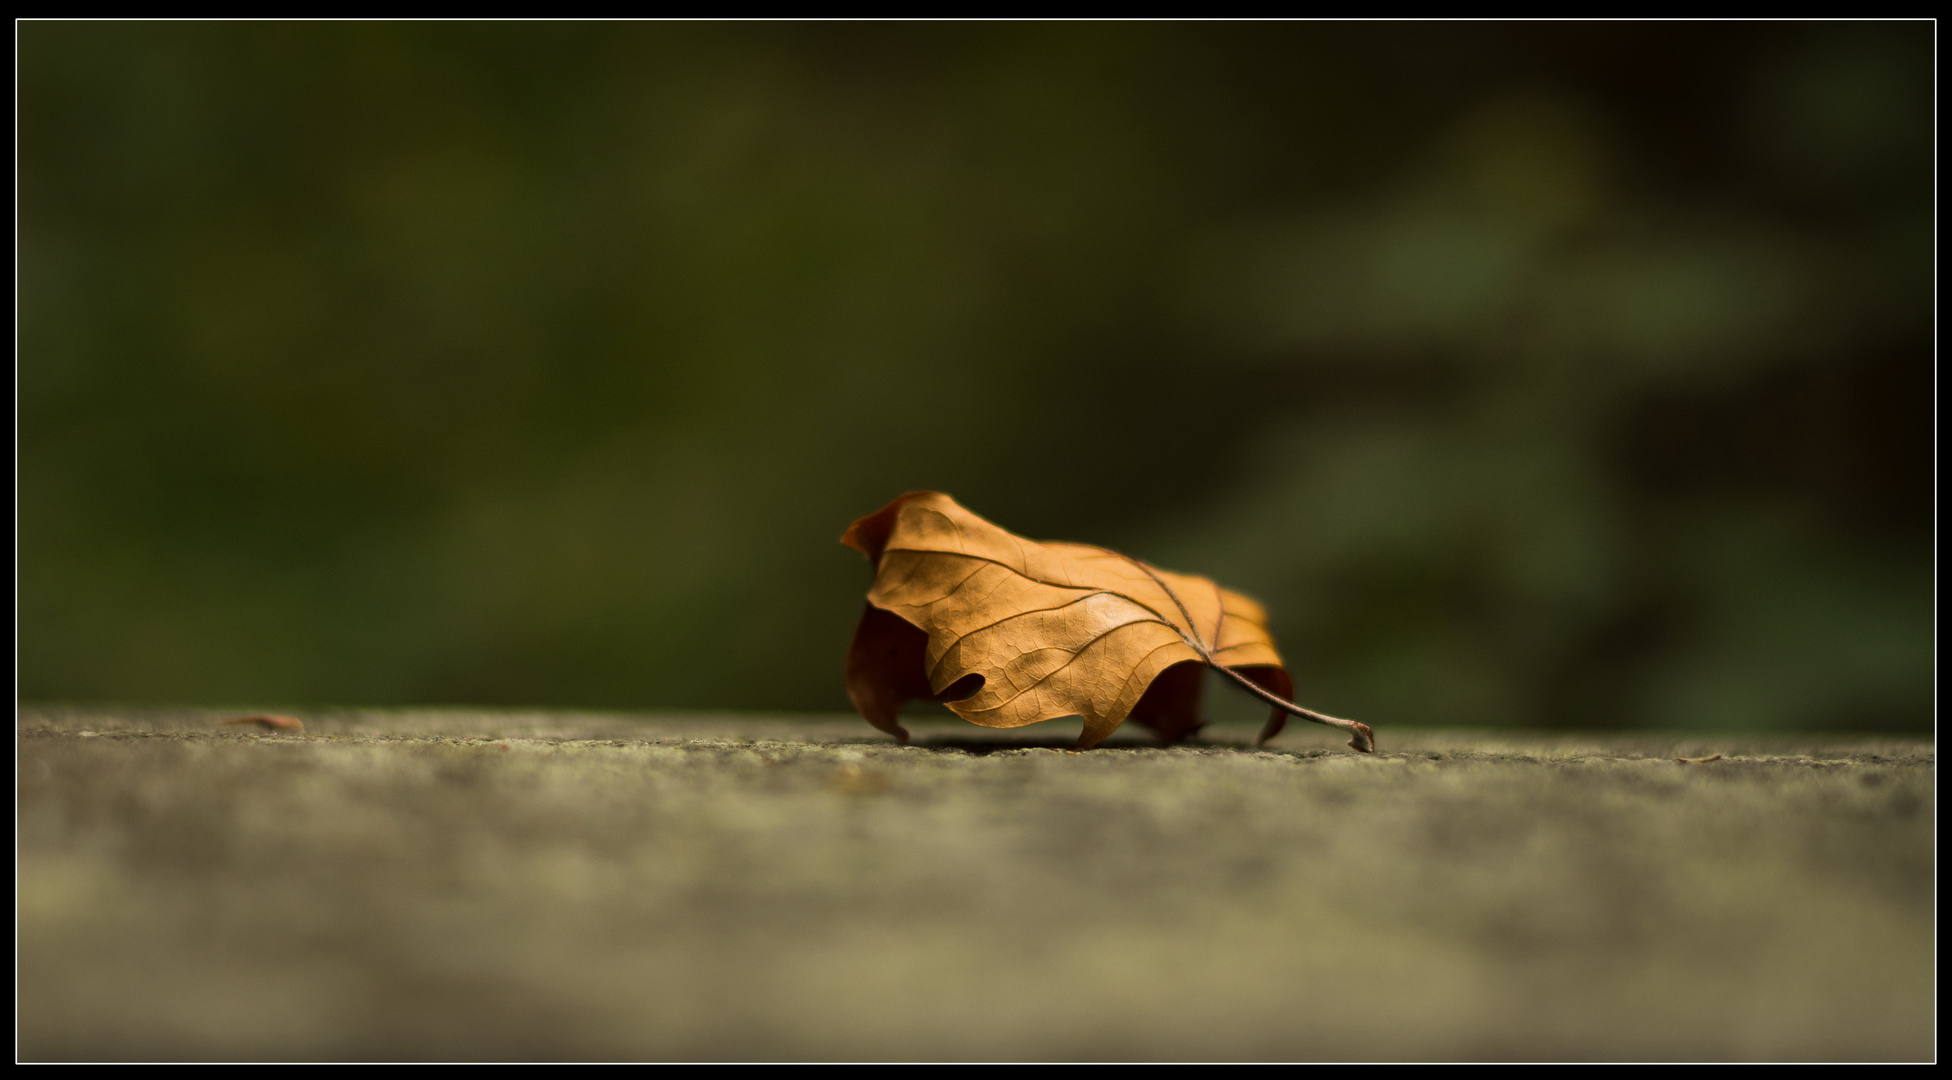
[840,491,1374,752]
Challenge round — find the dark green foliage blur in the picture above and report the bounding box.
[19,22,1932,729]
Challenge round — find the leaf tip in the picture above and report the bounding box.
[841,491,944,563]
[1254,712,1288,748]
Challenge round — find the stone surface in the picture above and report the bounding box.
[17,706,1935,1061]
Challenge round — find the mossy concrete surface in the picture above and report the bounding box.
[17,707,1935,1062]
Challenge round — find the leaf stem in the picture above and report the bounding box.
[1209,661,1375,754]
[1114,550,1375,753]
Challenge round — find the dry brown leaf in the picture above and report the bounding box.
[841,491,1373,752]
[222,714,305,732]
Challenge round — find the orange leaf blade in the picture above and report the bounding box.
[841,492,1293,748]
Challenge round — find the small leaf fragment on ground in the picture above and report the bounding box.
[828,763,891,795]
[222,715,305,732]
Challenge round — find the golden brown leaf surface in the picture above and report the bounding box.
[842,492,1296,749]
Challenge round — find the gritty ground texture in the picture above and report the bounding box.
[16,707,1935,1062]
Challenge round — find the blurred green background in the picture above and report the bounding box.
[18,22,1932,730]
